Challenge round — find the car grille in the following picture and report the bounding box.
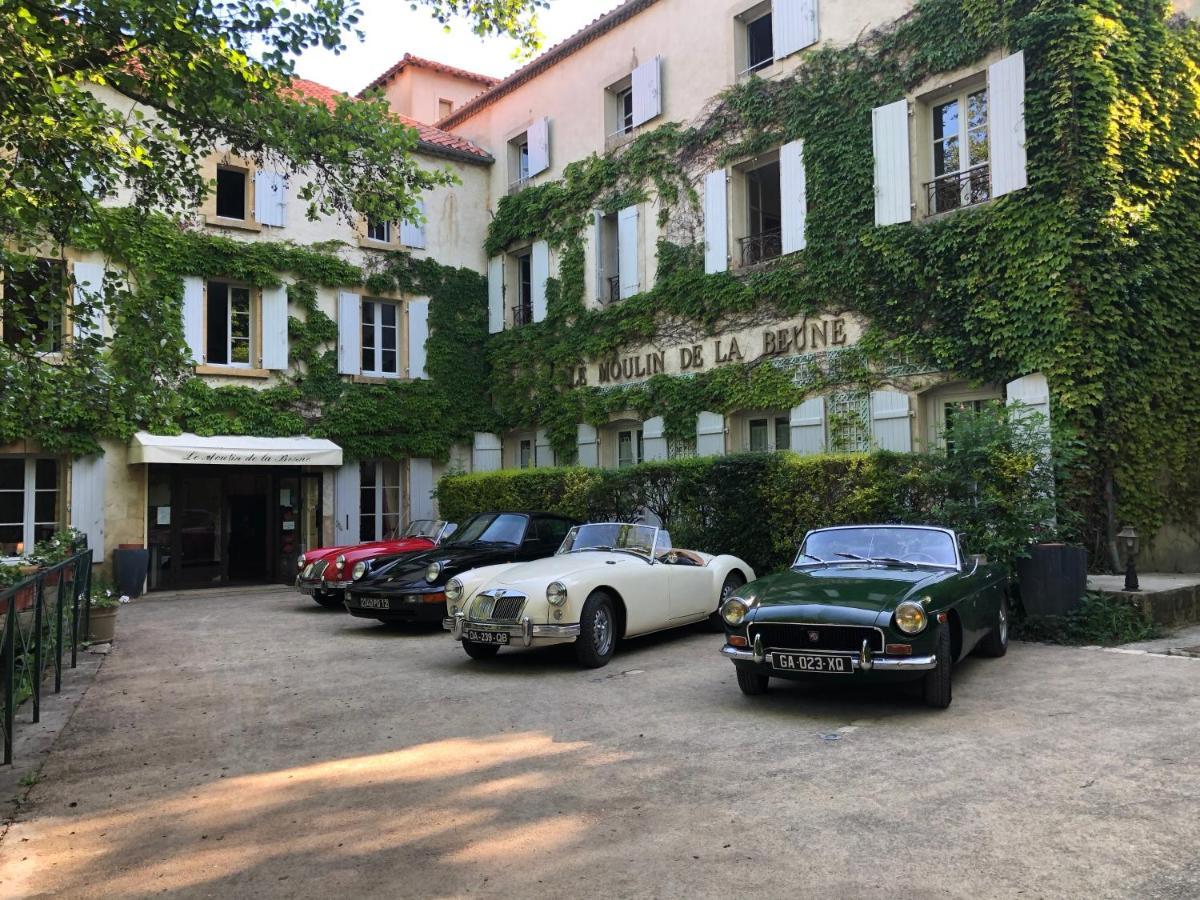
[747,622,884,653]
[312,560,329,579]
[472,591,526,622]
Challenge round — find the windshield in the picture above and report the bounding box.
[797,527,958,568]
[444,513,527,546]
[404,519,445,539]
[558,523,658,559]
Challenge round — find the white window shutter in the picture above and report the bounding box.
[872,99,912,226]
[261,285,289,371]
[780,139,807,254]
[531,240,550,323]
[333,461,360,545]
[774,0,819,59]
[593,211,606,303]
[704,169,728,274]
[1006,373,1050,430]
[487,256,505,334]
[577,424,599,468]
[535,430,555,468]
[337,291,361,376]
[472,432,502,472]
[790,397,826,455]
[643,416,668,462]
[408,299,429,379]
[870,391,913,452]
[989,50,1028,197]
[71,261,107,341]
[70,454,106,560]
[400,197,427,249]
[255,170,287,227]
[618,205,640,299]
[696,412,726,457]
[182,276,205,364]
[527,117,550,176]
[408,459,435,521]
[631,56,662,128]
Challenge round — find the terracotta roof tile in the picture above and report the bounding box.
[362,53,501,95]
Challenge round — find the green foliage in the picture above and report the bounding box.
[25,529,87,567]
[0,564,29,590]
[1013,592,1159,646]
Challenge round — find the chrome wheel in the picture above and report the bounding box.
[593,605,613,656]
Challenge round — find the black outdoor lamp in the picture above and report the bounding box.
[1118,525,1140,591]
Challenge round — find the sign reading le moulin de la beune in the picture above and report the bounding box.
[567,314,857,388]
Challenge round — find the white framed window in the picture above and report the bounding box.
[509,138,531,192]
[0,457,60,556]
[747,414,791,452]
[360,298,400,377]
[618,429,645,468]
[359,460,403,542]
[929,87,990,214]
[205,281,252,367]
[739,2,774,75]
[511,251,533,327]
[926,388,1003,450]
[366,219,392,244]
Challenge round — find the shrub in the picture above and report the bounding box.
[1012,593,1158,646]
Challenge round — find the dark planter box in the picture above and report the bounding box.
[1017,543,1088,617]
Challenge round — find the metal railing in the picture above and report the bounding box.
[739,228,783,267]
[511,303,533,327]
[606,275,621,304]
[1,550,93,765]
[926,164,991,214]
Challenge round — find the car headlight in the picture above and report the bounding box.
[721,598,749,627]
[894,600,928,635]
[352,561,367,581]
[425,561,443,583]
[446,577,463,605]
[297,555,306,570]
[547,581,568,606]
[335,554,346,571]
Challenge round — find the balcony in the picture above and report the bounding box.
[511,303,533,328]
[738,228,782,267]
[926,164,991,215]
[606,275,621,305]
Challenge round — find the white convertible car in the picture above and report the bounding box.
[442,522,756,668]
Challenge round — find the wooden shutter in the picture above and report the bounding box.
[71,261,107,341]
[400,197,427,249]
[531,240,550,323]
[872,99,912,226]
[182,276,205,363]
[632,56,662,128]
[618,205,640,299]
[254,170,287,227]
[408,299,429,379]
[333,461,360,545]
[774,0,819,60]
[337,291,361,376]
[535,430,555,468]
[576,424,600,468]
[261,285,289,371]
[704,169,728,274]
[780,139,807,254]
[790,397,826,455]
[643,416,668,462]
[870,390,913,452]
[527,117,550,176]
[70,454,106,560]
[472,433,502,472]
[695,412,726,457]
[408,459,435,521]
[487,256,504,334]
[989,50,1028,197]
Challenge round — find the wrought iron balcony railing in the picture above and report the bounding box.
[926,164,991,215]
[739,228,783,267]
[511,303,533,327]
[607,275,621,304]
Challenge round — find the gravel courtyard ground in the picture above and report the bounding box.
[1,586,1198,899]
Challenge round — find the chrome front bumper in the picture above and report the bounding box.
[720,637,938,672]
[443,612,581,648]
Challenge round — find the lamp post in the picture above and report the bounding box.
[1118,525,1140,592]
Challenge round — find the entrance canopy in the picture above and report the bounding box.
[130,432,343,467]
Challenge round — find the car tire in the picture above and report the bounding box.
[708,572,747,632]
[976,594,1009,658]
[922,626,953,709]
[736,667,770,696]
[462,640,501,660]
[575,591,617,669]
[313,591,344,610]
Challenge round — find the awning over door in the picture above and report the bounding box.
[130,432,343,467]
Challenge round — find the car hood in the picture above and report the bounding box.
[337,537,434,563]
[359,543,518,587]
[749,565,955,615]
[492,551,647,587]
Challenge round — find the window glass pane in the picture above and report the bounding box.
[747,14,773,70]
[519,440,532,468]
[775,417,791,451]
[381,303,397,329]
[35,458,56,489]
[933,100,959,143]
[381,348,397,375]
[636,431,644,464]
[0,492,22,524]
[749,419,768,452]
[0,459,22,490]
[206,282,229,365]
[361,301,376,372]
[618,431,633,467]
[34,490,57,523]
[33,522,55,543]
[229,287,251,365]
[519,143,530,179]
[0,525,22,555]
[967,90,989,165]
[360,461,376,488]
[216,168,246,219]
[367,219,390,242]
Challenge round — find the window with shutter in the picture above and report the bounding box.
[872,99,912,226]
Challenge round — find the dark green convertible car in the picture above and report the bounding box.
[719,525,1008,708]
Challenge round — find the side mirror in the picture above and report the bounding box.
[969,553,988,567]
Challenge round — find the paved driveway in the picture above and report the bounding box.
[1,586,1198,899]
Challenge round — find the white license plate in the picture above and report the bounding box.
[358,597,390,610]
[298,585,315,596]
[771,653,853,674]
[464,630,509,645]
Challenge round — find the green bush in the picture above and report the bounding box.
[1012,593,1158,646]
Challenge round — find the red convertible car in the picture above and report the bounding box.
[295,520,456,609]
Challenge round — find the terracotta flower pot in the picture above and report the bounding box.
[89,606,118,642]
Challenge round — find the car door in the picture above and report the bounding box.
[664,557,716,621]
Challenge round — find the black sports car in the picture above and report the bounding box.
[343,511,581,624]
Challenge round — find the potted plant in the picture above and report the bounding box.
[24,528,86,585]
[89,579,128,643]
